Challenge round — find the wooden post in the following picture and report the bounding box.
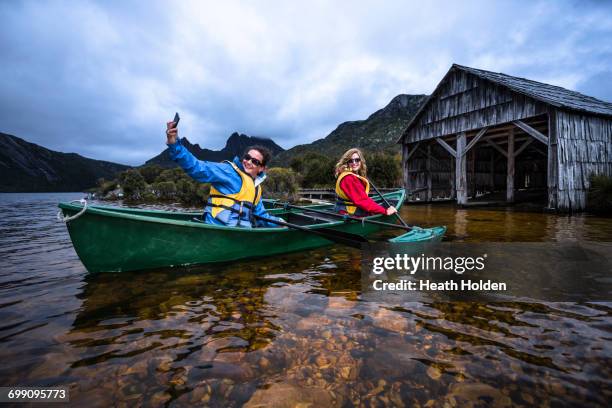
[489,149,495,193]
[469,148,476,199]
[507,128,515,203]
[426,144,432,201]
[450,157,456,199]
[402,143,409,195]
[547,111,558,209]
[456,132,467,205]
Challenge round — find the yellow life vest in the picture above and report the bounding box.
[334,171,370,216]
[205,161,262,227]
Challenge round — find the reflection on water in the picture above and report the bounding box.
[400,203,612,242]
[0,193,611,406]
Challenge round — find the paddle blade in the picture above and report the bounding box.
[390,226,447,243]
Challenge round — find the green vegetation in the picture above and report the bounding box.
[94,165,210,206]
[96,178,119,195]
[138,164,164,184]
[271,94,427,166]
[289,152,335,188]
[265,167,300,200]
[288,150,401,188]
[95,150,399,205]
[587,174,612,214]
[367,152,402,188]
[119,169,147,200]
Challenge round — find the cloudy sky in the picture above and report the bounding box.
[1,0,611,165]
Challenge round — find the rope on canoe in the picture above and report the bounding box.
[57,199,88,223]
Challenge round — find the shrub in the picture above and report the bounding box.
[119,169,146,200]
[265,167,299,200]
[155,168,188,184]
[289,156,305,174]
[139,165,164,184]
[154,181,177,200]
[297,152,335,188]
[96,177,119,195]
[367,152,401,188]
[175,178,195,201]
[194,183,211,202]
[587,174,612,214]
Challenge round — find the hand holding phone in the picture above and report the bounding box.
[166,112,180,144]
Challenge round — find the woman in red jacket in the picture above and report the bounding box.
[334,148,397,217]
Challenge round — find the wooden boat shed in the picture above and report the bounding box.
[399,64,612,211]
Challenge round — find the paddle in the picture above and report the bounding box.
[251,213,368,249]
[277,202,414,232]
[368,180,410,228]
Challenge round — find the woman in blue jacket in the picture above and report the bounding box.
[165,121,283,228]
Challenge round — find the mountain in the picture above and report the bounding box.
[271,94,427,166]
[0,132,130,192]
[145,132,285,168]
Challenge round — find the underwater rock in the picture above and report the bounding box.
[244,382,340,407]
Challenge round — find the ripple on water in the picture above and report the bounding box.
[0,193,610,406]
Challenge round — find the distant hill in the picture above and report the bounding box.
[0,132,130,192]
[145,132,285,168]
[271,94,427,166]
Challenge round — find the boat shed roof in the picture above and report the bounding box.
[400,64,612,142]
[454,64,612,116]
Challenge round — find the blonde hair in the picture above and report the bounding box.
[335,148,367,178]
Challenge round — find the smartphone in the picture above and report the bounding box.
[173,112,180,128]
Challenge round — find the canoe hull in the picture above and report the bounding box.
[59,191,406,272]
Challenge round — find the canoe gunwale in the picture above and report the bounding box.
[58,189,406,233]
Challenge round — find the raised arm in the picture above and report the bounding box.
[165,121,237,184]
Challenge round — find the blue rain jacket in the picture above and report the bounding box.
[167,138,284,228]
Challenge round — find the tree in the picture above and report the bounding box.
[367,152,401,188]
[289,156,305,173]
[139,165,164,184]
[119,169,146,200]
[266,167,299,200]
[296,152,335,188]
[154,181,176,200]
[155,168,187,183]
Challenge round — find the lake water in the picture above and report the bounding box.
[0,192,611,406]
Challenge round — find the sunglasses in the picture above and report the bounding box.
[243,153,263,167]
[347,158,361,165]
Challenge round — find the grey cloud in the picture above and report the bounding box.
[1,0,611,165]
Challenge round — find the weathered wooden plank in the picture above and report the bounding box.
[486,139,508,158]
[436,137,457,158]
[405,82,549,144]
[464,127,488,155]
[426,144,432,202]
[513,120,548,144]
[507,129,515,203]
[402,143,409,194]
[469,148,476,198]
[490,151,495,190]
[552,109,612,211]
[450,157,456,199]
[456,132,467,204]
[547,111,558,209]
[406,142,421,161]
[514,138,533,157]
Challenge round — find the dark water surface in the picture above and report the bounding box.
[1,193,611,407]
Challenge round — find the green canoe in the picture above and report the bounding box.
[59,190,415,273]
